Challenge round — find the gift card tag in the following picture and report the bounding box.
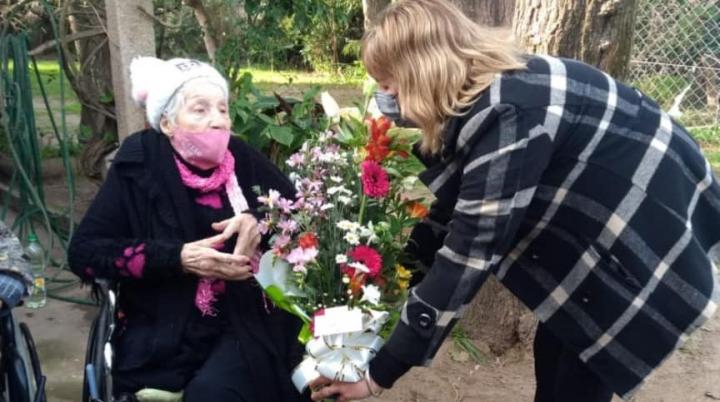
[313,306,363,336]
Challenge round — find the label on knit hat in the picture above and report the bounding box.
[172,59,201,71]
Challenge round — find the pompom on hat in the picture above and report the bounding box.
[129,57,229,131]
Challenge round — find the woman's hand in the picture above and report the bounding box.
[211,213,261,258]
[181,233,253,281]
[309,375,382,402]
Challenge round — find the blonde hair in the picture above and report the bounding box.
[362,0,526,154]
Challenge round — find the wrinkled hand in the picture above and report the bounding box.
[309,375,382,402]
[211,213,261,258]
[181,233,252,281]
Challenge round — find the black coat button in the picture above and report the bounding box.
[418,313,433,329]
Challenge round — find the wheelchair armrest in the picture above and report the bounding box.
[93,280,115,310]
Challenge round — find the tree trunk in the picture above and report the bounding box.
[186,0,217,64]
[462,276,537,354]
[362,0,391,30]
[61,0,117,179]
[450,0,516,27]
[513,0,638,80]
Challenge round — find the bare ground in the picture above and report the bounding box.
[377,313,720,402]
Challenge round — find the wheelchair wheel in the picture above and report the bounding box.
[17,322,46,402]
[1,311,45,402]
[83,305,109,402]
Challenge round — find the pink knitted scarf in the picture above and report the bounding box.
[174,151,251,316]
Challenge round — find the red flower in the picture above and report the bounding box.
[298,232,319,249]
[371,116,392,137]
[365,117,392,162]
[348,245,383,278]
[361,160,390,198]
[406,201,429,219]
[349,273,366,296]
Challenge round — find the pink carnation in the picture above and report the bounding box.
[361,160,390,198]
[348,245,383,278]
[286,246,318,273]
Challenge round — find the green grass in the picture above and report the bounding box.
[237,67,362,86]
[236,67,363,106]
[26,61,363,112]
[705,149,720,166]
[633,74,689,110]
[689,126,720,173]
[690,126,720,146]
[27,60,82,115]
[678,110,720,128]
[687,126,720,173]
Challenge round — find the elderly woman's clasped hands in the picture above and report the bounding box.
[181,213,260,281]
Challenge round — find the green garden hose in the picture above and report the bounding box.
[0,24,91,305]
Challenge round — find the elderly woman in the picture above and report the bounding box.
[68,58,306,402]
[311,1,720,402]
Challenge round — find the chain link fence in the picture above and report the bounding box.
[629,0,720,128]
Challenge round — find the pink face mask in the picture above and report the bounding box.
[170,128,231,170]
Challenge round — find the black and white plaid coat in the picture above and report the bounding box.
[369,55,720,399]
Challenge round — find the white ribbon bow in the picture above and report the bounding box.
[292,310,389,391]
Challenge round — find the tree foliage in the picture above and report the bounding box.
[154,0,364,73]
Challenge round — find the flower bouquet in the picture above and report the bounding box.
[254,89,428,391]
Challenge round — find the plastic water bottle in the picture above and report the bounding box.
[25,233,47,308]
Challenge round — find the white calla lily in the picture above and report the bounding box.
[320,91,340,120]
[366,96,382,118]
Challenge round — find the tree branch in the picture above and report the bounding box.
[28,28,105,56]
[136,4,184,29]
[185,0,218,64]
[79,37,109,74]
[59,0,78,81]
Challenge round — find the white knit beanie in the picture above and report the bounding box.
[129,57,229,131]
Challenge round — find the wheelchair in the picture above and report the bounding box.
[0,304,46,402]
[83,279,116,402]
[83,280,182,402]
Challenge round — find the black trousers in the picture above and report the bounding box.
[182,333,254,402]
[533,324,614,402]
[115,333,254,402]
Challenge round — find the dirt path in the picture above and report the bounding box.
[377,314,720,402]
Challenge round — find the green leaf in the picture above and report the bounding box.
[257,113,276,124]
[303,85,321,102]
[334,126,354,144]
[384,167,401,177]
[255,96,280,110]
[234,109,249,124]
[268,125,295,146]
[298,322,312,344]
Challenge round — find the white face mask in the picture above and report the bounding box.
[373,91,416,128]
